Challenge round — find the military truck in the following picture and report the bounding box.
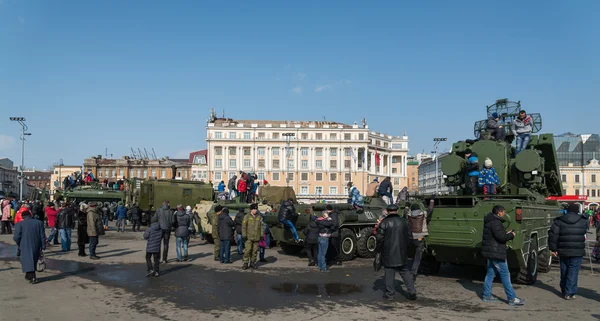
[264,192,386,261]
[421,99,562,285]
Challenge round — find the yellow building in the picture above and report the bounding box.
[50,165,81,200]
[206,112,409,202]
[560,159,600,208]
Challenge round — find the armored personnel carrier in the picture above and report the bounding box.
[56,186,125,204]
[421,99,562,284]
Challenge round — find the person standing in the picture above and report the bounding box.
[144,220,163,277]
[227,175,237,200]
[316,211,334,272]
[549,203,588,300]
[303,216,320,267]
[155,201,174,263]
[464,149,479,195]
[77,202,89,257]
[209,205,223,260]
[277,198,300,242]
[377,177,394,205]
[407,200,434,283]
[512,110,533,154]
[376,205,416,301]
[174,204,191,262]
[242,204,263,270]
[129,204,141,232]
[479,158,500,196]
[56,202,75,252]
[43,203,58,246]
[86,202,103,260]
[13,210,46,284]
[218,181,226,193]
[115,202,128,233]
[481,205,525,305]
[1,198,12,234]
[218,207,235,264]
[234,208,245,256]
[326,205,342,266]
[101,203,110,230]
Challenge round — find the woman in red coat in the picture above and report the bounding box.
[237,177,247,203]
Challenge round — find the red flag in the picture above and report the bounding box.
[375,151,380,166]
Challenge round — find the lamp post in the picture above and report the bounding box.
[283,133,295,187]
[433,138,447,195]
[10,117,30,201]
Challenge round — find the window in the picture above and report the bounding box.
[301,147,308,156]
[214,172,222,180]
[315,148,323,156]
[345,173,351,182]
[119,169,124,177]
[315,186,323,194]
[358,134,364,140]
[273,159,280,168]
[272,147,280,156]
[286,147,294,156]
[229,159,236,169]
[392,168,398,174]
[593,190,597,197]
[215,132,222,139]
[229,132,236,139]
[316,160,323,169]
[258,147,265,156]
[215,147,223,155]
[344,160,351,169]
[330,173,337,181]
[394,178,400,185]
[562,189,567,195]
[229,148,237,156]
[272,172,280,181]
[330,148,337,156]
[258,172,265,181]
[344,148,352,156]
[329,187,338,195]
[561,174,567,182]
[244,132,251,139]
[316,133,323,140]
[150,169,156,178]
[575,175,580,183]
[287,159,294,169]
[258,159,265,168]
[143,169,147,178]
[301,133,308,140]
[55,171,58,174]
[272,133,280,139]
[330,160,337,169]
[316,173,323,181]
[593,174,597,183]
[137,169,141,178]
[301,160,308,169]
[177,171,181,178]
[287,173,294,181]
[161,169,166,178]
[301,186,309,194]
[587,189,590,197]
[258,132,265,139]
[330,133,337,140]
[344,134,351,140]
[301,173,308,181]
[244,159,251,168]
[575,189,580,196]
[244,148,251,156]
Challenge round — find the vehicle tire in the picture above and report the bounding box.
[517,237,538,284]
[280,243,303,256]
[418,255,441,275]
[206,234,215,244]
[356,227,377,258]
[537,246,552,273]
[339,228,357,261]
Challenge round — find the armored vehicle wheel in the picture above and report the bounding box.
[418,255,441,275]
[280,243,303,255]
[538,247,552,273]
[517,237,538,284]
[339,228,357,261]
[356,227,377,258]
[206,234,215,244]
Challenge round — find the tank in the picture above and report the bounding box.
[422,99,563,285]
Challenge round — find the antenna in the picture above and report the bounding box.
[143,148,150,159]
[222,109,225,118]
[151,148,158,160]
[138,148,144,160]
[130,147,137,159]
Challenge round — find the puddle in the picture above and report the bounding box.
[271,283,362,296]
[0,242,17,259]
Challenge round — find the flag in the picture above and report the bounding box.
[375,151,380,166]
[351,148,357,163]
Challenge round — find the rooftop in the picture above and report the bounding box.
[210,118,361,129]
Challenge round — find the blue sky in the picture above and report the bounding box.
[0,0,598,169]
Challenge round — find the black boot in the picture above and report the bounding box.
[242,263,249,270]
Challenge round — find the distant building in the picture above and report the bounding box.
[407,159,420,194]
[23,170,52,190]
[83,155,192,182]
[418,153,450,195]
[0,158,20,198]
[50,165,82,200]
[189,150,209,182]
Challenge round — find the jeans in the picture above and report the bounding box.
[560,256,583,296]
[161,230,171,262]
[47,227,59,244]
[279,219,299,241]
[384,266,416,298]
[89,236,98,257]
[411,239,425,276]
[59,228,72,252]
[176,237,189,261]
[219,240,231,263]
[237,234,245,255]
[379,192,394,204]
[103,216,108,227]
[117,218,126,232]
[515,133,531,154]
[146,252,160,273]
[483,259,516,300]
[265,229,271,248]
[318,237,329,271]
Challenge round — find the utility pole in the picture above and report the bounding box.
[433,138,447,195]
[10,117,31,201]
[283,133,295,187]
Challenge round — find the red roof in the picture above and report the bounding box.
[188,150,208,164]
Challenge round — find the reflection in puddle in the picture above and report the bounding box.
[271,283,362,297]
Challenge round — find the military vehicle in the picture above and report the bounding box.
[264,191,386,261]
[420,99,562,285]
[55,186,125,204]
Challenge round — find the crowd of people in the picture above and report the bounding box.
[215,171,269,203]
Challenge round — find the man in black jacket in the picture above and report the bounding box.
[376,205,416,301]
[481,205,525,306]
[325,205,342,266]
[549,203,588,300]
[155,201,174,264]
[129,204,141,232]
[234,208,245,255]
[218,208,236,264]
[278,198,300,242]
[56,202,75,252]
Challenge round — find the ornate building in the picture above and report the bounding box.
[83,156,192,181]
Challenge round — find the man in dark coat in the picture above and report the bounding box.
[144,221,163,277]
[227,175,237,200]
[13,210,46,284]
[155,201,174,263]
[481,205,524,306]
[325,205,342,266]
[375,204,416,301]
[56,202,75,252]
[549,203,588,300]
[234,208,245,255]
[128,204,141,232]
[77,203,89,257]
[218,207,235,264]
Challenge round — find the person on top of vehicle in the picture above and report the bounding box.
[512,110,533,154]
[278,198,300,243]
[377,177,394,205]
[464,149,479,195]
[347,182,365,210]
[366,178,379,197]
[486,112,505,141]
[478,158,500,196]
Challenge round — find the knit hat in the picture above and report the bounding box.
[465,149,472,155]
[492,112,499,119]
[250,203,258,210]
[373,177,379,182]
[484,157,493,168]
[186,205,192,211]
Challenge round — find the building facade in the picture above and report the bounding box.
[50,165,82,200]
[23,170,52,190]
[0,158,20,198]
[189,150,209,182]
[83,156,192,182]
[555,133,600,208]
[206,113,409,202]
[407,159,420,194]
[418,153,450,195]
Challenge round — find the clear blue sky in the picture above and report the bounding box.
[1,0,598,169]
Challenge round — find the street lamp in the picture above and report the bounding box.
[283,133,296,187]
[433,138,447,195]
[10,117,30,201]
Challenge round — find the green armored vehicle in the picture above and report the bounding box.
[422,99,562,284]
[56,186,125,203]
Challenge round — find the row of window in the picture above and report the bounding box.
[571,189,600,198]
[96,169,188,179]
[214,147,358,157]
[214,158,356,170]
[214,132,367,141]
[25,176,50,180]
[561,173,597,183]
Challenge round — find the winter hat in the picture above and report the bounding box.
[373,177,379,182]
[465,149,472,155]
[484,157,493,168]
[186,205,192,211]
[492,112,499,119]
[250,203,258,210]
